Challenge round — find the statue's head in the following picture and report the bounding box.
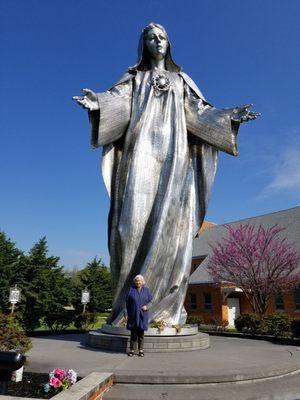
[129,22,181,72]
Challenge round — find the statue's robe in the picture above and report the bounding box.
[89,70,239,325]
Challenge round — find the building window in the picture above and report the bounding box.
[294,287,300,311]
[203,293,212,311]
[190,293,197,310]
[275,292,284,311]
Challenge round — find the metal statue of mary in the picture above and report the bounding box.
[73,23,260,326]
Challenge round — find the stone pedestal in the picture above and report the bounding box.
[87,324,209,353]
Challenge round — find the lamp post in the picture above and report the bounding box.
[81,288,90,313]
[9,285,21,315]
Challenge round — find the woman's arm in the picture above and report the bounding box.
[141,288,153,311]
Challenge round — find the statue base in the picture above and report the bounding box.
[87,324,209,353]
[101,323,199,336]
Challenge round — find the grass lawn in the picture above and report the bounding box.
[35,313,110,331]
[95,312,110,328]
[199,326,237,333]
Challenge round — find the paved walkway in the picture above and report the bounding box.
[104,375,300,400]
[27,333,300,399]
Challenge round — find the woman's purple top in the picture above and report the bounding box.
[126,286,153,331]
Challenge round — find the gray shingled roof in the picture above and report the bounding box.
[190,206,300,284]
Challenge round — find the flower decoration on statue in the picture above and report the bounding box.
[44,368,77,393]
[150,319,167,332]
[151,72,171,95]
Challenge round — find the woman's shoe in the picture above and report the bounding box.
[138,350,144,357]
[128,351,134,357]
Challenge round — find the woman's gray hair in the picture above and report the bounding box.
[133,274,145,284]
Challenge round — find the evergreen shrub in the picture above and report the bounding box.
[44,310,75,332]
[74,312,97,331]
[0,313,32,353]
[186,316,204,326]
[209,316,229,332]
[263,313,291,338]
[235,312,292,337]
[234,313,262,334]
[291,319,300,338]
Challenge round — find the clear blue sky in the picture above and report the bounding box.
[1,0,299,269]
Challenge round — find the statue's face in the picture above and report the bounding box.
[145,27,168,61]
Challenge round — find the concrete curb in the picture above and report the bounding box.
[114,361,300,384]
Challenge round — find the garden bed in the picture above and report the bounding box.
[6,372,81,399]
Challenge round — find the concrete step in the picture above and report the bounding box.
[103,371,300,400]
[88,331,210,353]
[113,362,300,384]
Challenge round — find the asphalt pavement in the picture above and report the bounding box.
[26,333,300,399]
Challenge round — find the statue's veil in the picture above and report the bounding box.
[129,22,181,73]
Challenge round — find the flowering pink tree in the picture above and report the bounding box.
[207,224,300,315]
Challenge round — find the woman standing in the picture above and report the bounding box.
[126,275,153,357]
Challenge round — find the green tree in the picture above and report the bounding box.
[0,232,23,312]
[20,237,72,331]
[72,257,112,313]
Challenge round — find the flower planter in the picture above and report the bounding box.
[0,372,114,400]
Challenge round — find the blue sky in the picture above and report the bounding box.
[1,0,299,269]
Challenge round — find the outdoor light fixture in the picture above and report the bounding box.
[81,288,90,313]
[9,285,21,314]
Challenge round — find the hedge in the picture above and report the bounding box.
[235,312,294,338]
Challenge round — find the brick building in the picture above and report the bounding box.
[185,206,300,326]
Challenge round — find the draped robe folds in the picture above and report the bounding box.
[89,70,239,326]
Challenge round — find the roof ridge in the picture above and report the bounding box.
[211,205,300,229]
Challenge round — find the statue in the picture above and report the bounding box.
[73,23,260,326]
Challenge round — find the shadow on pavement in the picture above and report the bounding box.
[31,333,87,342]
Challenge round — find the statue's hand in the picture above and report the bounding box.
[72,88,99,111]
[232,104,261,123]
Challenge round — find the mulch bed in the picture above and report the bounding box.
[7,372,52,398]
[7,372,81,399]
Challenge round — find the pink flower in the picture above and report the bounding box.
[49,377,62,388]
[53,369,65,381]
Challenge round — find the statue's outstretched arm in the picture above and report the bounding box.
[73,81,132,148]
[184,84,260,156]
[73,88,99,111]
[231,104,261,123]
